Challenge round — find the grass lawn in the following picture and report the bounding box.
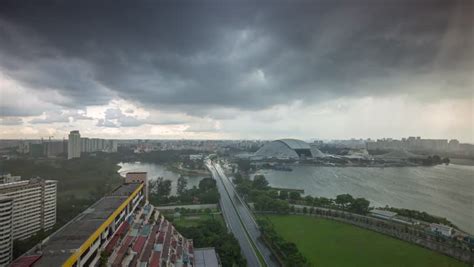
[171,213,224,228]
[265,215,467,267]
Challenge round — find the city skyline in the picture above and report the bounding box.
[1,1,473,142]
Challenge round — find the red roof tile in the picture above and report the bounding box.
[10,255,42,267]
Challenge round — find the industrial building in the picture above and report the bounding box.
[254,138,325,160]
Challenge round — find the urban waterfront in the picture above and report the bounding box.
[118,161,473,234]
[117,162,206,195]
[254,164,474,234]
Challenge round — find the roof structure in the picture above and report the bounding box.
[16,183,140,267]
[255,138,323,159]
[107,205,194,266]
[277,139,311,150]
[194,248,219,267]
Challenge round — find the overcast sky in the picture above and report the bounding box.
[0,0,472,142]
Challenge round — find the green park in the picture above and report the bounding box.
[264,215,468,267]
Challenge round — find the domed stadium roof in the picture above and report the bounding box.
[255,139,324,159]
[278,139,311,150]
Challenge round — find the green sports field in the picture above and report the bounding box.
[265,215,467,267]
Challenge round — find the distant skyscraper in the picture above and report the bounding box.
[68,130,81,159]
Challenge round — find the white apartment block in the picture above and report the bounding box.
[0,173,21,184]
[80,137,117,153]
[0,195,13,265]
[0,179,57,240]
[68,130,81,159]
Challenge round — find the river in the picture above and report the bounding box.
[117,162,207,195]
[253,164,473,234]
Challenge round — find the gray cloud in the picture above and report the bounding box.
[97,108,189,128]
[0,116,23,125]
[0,0,472,118]
[30,110,93,124]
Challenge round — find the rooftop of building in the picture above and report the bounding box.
[105,203,195,266]
[370,209,398,218]
[430,223,453,231]
[194,248,219,267]
[16,182,141,267]
[0,178,57,190]
[277,138,311,150]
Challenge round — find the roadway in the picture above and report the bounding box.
[206,161,262,267]
[213,163,278,267]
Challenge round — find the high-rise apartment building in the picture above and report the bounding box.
[0,195,13,265]
[0,173,21,184]
[0,179,57,240]
[68,130,81,159]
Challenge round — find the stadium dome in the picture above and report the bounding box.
[255,139,324,159]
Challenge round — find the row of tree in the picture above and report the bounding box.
[234,173,371,215]
[382,206,457,228]
[148,177,219,205]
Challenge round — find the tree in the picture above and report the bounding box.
[199,177,216,192]
[336,194,354,210]
[252,175,269,190]
[177,176,188,195]
[236,183,251,197]
[268,190,279,199]
[304,195,314,206]
[319,197,332,207]
[289,191,301,201]
[156,178,172,197]
[279,190,289,200]
[349,198,370,214]
[236,159,252,172]
[233,172,244,184]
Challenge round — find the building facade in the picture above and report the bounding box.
[0,179,57,240]
[125,172,148,202]
[0,173,21,184]
[13,178,147,267]
[68,130,81,159]
[0,195,13,265]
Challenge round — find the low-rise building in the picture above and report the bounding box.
[194,247,221,267]
[430,223,453,237]
[370,209,397,220]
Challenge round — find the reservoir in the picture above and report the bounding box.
[117,162,207,195]
[254,164,473,234]
[118,161,473,234]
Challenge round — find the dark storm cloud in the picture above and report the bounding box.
[0,0,472,115]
